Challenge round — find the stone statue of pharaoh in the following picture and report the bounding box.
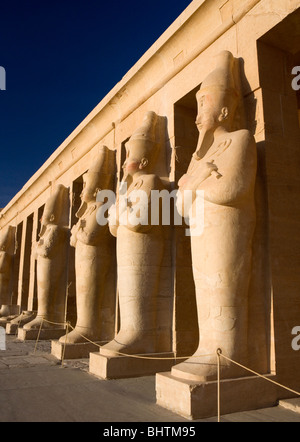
[24,185,70,331]
[0,225,16,319]
[59,146,115,344]
[172,51,257,382]
[101,111,166,356]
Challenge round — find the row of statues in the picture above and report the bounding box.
[0,51,258,382]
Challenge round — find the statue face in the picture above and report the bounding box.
[123,140,148,177]
[195,90,222,131]
[81,172,97,203]
[196,86,238,133]
[123,155,140,177]
[40,213,54,226]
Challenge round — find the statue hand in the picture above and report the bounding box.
[178,162,219,192]
[204,161,219,176]
[193,162,219,186]
[80,219,86,229]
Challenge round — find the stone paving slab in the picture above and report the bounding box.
[0,335,299,422]
[279,398,300,414]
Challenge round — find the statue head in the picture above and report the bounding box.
[123,111,159,178]
[0,226,15,254]
[80,146,115,204]
[195,51,239,133]
[40,185,69,236]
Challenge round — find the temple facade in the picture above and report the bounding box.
[0,0,299,419]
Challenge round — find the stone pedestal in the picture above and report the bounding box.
[156,372,279,420]
[0,305,20,328]
[6,311,36,335]
[6,322,19,334]
[51,339,104,360]
[17,326,66,341]
[89,351,176,380]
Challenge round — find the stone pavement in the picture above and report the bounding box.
[0,334,300,423]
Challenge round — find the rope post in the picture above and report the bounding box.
[217,348,222,423]
[34,318,44,354]
[61,321,69,368]
[15,311,25,337]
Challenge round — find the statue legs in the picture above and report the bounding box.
[24,256,66,330]
[101,227,164,356]
[172,213,253,382]
[59,241,111,344]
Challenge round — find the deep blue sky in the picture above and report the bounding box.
[0,0,191,208]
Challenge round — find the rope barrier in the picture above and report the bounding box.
[218,350,300,397]
[15,311,26,337]
[65,322,217,361]
[33,320,300,393]
[217,349,221,423]
[31,318,300,423]
[33,318,69,355]
[15,311,38,336]
[33,318,215,361]
[34,318,44,354]
[216,349,300,422]
[61,321,69,367]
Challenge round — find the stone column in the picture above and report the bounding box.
[17,215,33,313]
[89,112,175,379]
[7,211,40,333]
[19,185,70,341]
[53,146,117,360]
[0,225,17,325]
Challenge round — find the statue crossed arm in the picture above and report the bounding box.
[178,129,256,211]
[172,51,257,383]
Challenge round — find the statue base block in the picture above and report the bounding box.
[6,322,18,334]
[0,306,20,328]
[51,340,104,360]
[89,351,176,380]
[156,372,279,420]
[6,311,37,335]
[0,316,19,328]
[17,327,66,341]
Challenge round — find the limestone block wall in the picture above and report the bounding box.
[0,0,299,395]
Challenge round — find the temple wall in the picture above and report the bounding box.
[0,0,299,407]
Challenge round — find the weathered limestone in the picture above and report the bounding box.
[6,311,36,335]
[174,51,257,381]
[0,0,298,421]
[90,111,175,379]
[156,50,264,417]
[52,146,116,359]
[18,185,70,340]
[0,225,17,326]
[156,372,279,420]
